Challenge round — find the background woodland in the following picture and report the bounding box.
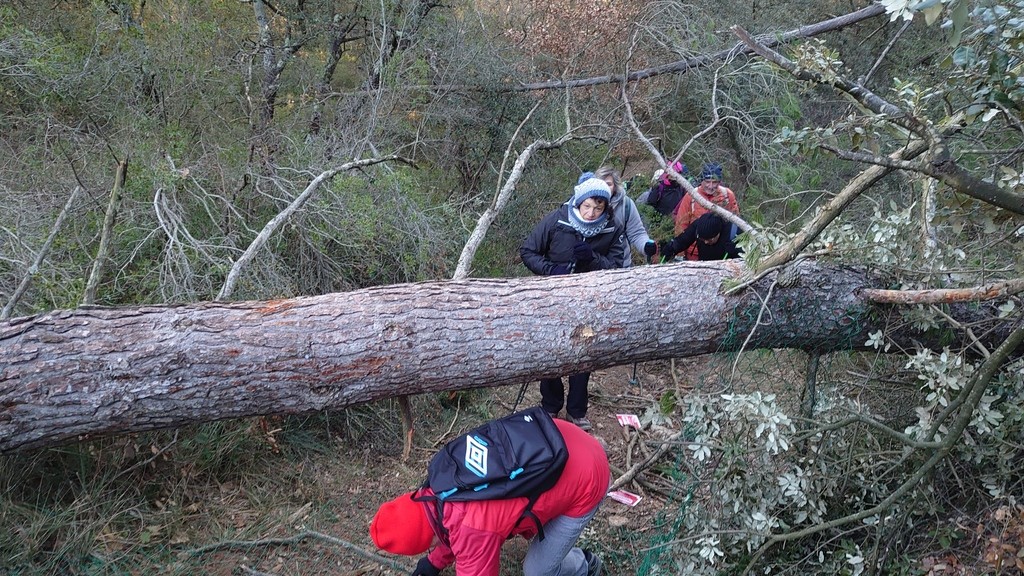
[2,0,1024,574]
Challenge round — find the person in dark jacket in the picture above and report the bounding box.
[659,212,742,262]
[636,160,688,216]
[591,166,656,267]
[519,177,625,431]
[370,418,609,576]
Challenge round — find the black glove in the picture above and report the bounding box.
[549,264,571,275]
[643,240,657,257]
[573,241,594,263]
[658,240,677,261]
[411,556,440,576]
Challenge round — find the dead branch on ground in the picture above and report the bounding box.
[610,430,684,491]
[186,529,413,574]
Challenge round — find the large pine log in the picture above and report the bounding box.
[0,260,1014,453]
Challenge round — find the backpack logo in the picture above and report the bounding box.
[464,435,488,478]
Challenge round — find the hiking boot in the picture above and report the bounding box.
[583,550,603,576]
[570,416,592,432]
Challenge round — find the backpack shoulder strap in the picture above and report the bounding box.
[412,488,451,547]
[520,493,547,540]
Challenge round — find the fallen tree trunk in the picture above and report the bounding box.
[1,260,1016,453]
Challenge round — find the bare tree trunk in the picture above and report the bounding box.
[106,1,161,109]
[309,13,359,137]
[253,0,281,135]
[2,260,1018,453]
[82,158,128,306]
[2,187,83,320]
[250,0,305,166]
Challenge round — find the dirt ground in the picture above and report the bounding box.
[184,359,693,576]
[148,349,1011,576]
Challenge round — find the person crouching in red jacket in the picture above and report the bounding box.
[370,419,610,576]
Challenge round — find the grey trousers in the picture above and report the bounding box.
[522,503,601,576]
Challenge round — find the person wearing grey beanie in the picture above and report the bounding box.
[592,166,656,267]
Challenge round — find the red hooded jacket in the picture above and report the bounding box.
[423,419,609,576]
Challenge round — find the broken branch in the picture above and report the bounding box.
[860,278,1024,305]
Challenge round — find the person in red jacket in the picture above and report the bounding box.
[672,163,739,260]
[370,419,610,576]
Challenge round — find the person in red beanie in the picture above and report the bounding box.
[370,418,610,576]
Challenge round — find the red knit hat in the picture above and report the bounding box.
[369,491,434,555]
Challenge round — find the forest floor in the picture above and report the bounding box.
[176,359,697,576]
[5,353,1009,575]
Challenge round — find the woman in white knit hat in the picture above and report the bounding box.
[519,177,625,431]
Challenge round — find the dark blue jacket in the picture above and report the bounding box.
[664,223,741,261]
[520,205,625,275]
[642,181,686,216]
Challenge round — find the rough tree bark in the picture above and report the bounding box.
[1,260,1018,453]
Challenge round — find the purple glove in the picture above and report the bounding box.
[550,264,572,275]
